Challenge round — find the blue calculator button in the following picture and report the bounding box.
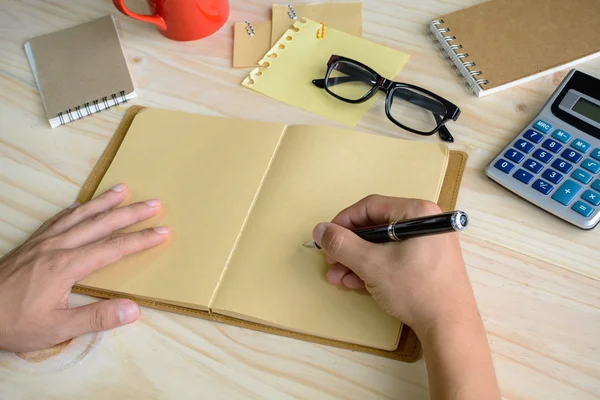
[533,120,553,134]
[572,169,593,184]
[542,169,564,184]
[593,179,600,192]
[561,149,583,163]
[504,149,525,163]
[532,179,554,195]
[591,148,600,162]
[552,180,583,206]
[551,159,573,174]
[582,159,600,174]
[572,201,594,217]
[542,139,563,153]
[533,149,553,164]
[523,129,544,144]
[523,159,543,174]
[551,129,572,143]
[571,139,591,154]
[494,159,515,174]
[582,190,600,206]
[513,169,534,184]
[515,139,534,154]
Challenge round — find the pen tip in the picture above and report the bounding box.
[302,241,318,248]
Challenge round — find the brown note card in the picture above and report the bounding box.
[233,20,272,68]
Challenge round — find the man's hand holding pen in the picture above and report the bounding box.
[310,195,500,399]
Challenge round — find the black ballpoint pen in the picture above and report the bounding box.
[302,211,469,249]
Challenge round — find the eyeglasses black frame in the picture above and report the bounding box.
[312,55,461,142]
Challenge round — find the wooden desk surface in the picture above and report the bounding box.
[1,0,600,398]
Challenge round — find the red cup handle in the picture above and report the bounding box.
[112,0,167,31]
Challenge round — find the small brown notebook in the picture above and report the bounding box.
[430,0,600,97]
[25,15,135,127]
[73,106,467,362]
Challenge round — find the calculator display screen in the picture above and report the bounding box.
[572,98,600,124]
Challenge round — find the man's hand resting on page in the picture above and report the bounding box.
[0,184,169,352]
[312,195,501,400]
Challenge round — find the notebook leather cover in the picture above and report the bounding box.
[72,106,468,362]
[433,0,600,95]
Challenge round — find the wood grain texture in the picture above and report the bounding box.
[1,0,600,398]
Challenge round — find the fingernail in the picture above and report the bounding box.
[313,223,327,246]
[68,202,80,209]
[145,199,161,207]
[118,302,140,324]
[154,226,170,234]
[111,183,126,192]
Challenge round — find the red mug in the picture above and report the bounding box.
[113,0,229,41]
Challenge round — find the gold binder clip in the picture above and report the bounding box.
[316,22,326,40]
[244,20,256,36]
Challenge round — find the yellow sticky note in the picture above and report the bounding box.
[242,18,410,126]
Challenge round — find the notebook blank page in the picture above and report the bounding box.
[78,109,286,310]
[212,125,448,350]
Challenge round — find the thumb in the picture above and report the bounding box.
[58,299,140,340]
[313,222,382,280]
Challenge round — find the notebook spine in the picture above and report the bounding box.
[429,20,488,96]
[53,90,129,127]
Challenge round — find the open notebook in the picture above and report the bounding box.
[76,107,460,356]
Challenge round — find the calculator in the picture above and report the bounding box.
[486,70,600,230]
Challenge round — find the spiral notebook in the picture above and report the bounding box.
[430,0,600,97]
[25,15,136,127]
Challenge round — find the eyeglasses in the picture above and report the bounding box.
[312,55,461,142]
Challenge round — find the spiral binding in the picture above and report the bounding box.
[430,20,489,90]
[55,90,128,126]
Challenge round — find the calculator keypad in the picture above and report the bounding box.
[552,159,573,174]
[542,139,563,153]
[571,139,591,154]
[515,139,534,154]
[505,149,525,163]
[562,149,582,163]
[533,149,553,163]
[491,119,600,224]
[514,169,534,184]
[582,190,600,206]
[582,159,600,174]
[524,159,543,174]
[552,129,572,143]
[572,169,593,184]
[524,129,544,144]
[572,201,594,217]
[532,179,554,195]
[542,169,564,184]
[552,180,583,205]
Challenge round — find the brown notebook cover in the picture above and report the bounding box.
[72,106,467,362]
[430,0,600,97]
